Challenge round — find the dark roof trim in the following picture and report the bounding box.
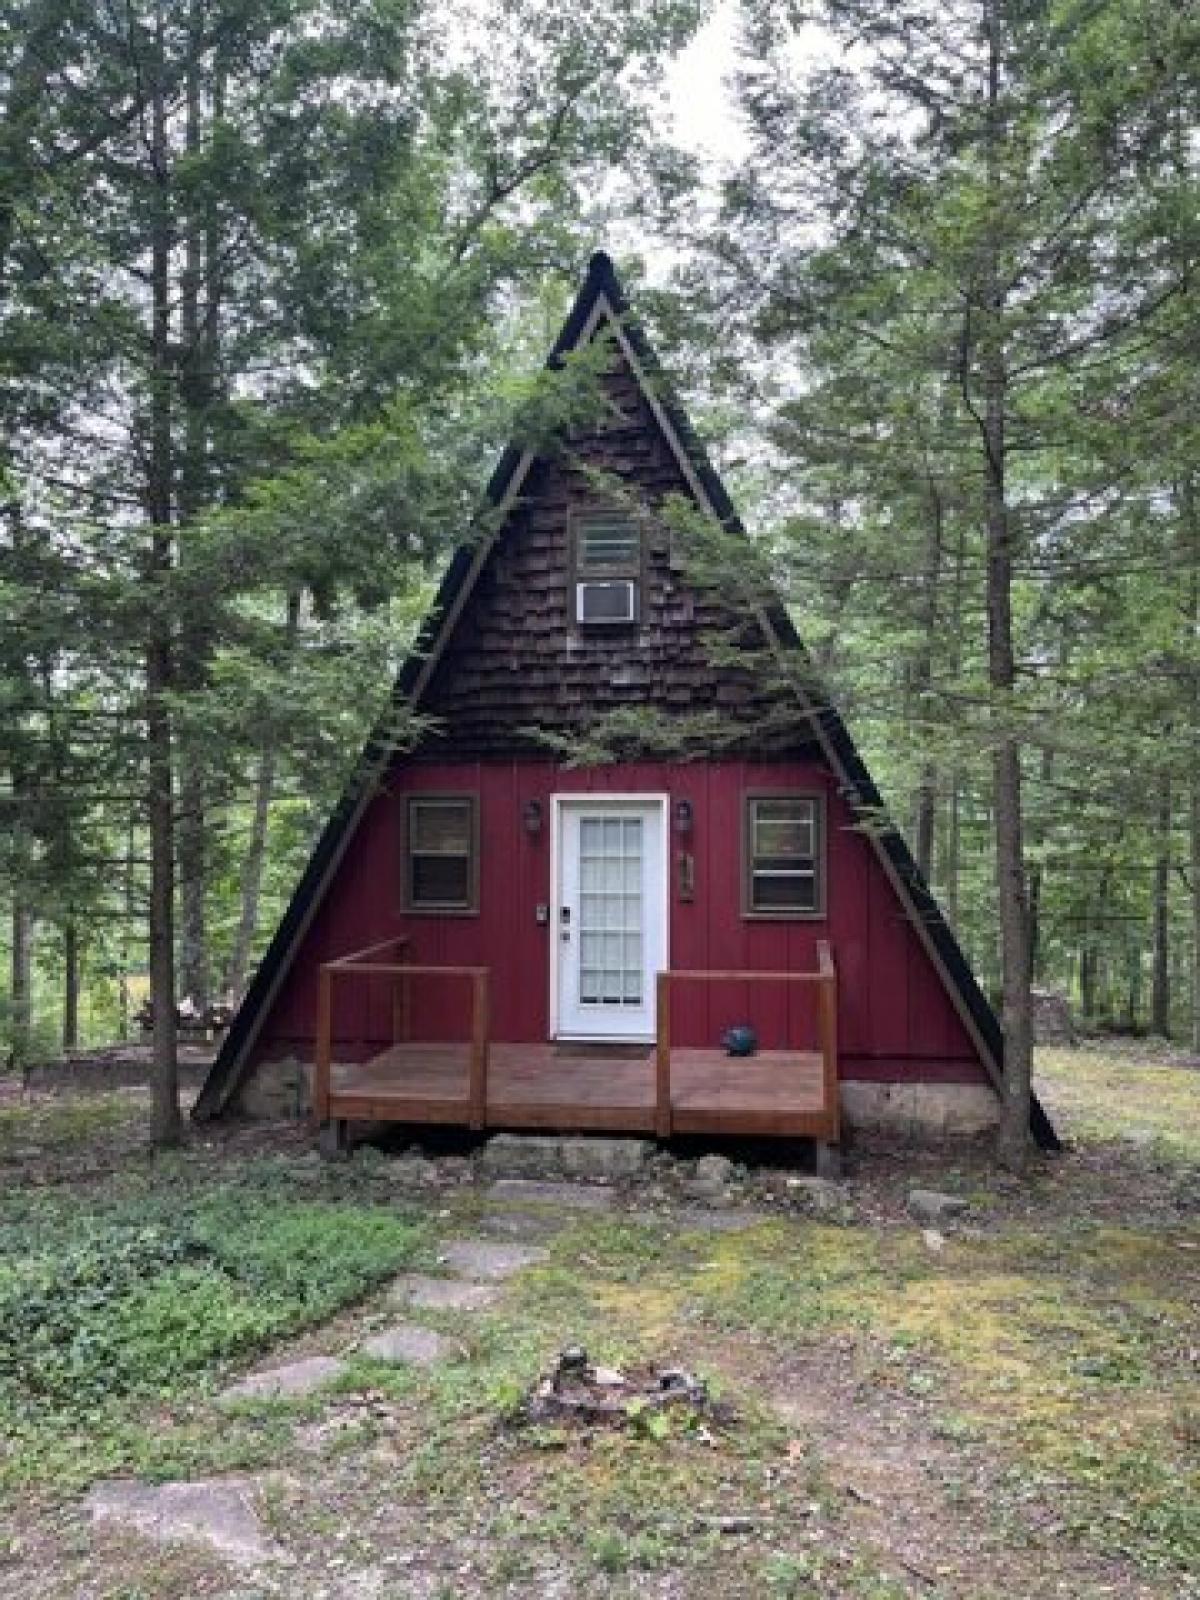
[195,251,1058,1151]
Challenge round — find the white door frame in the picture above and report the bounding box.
[549,793,670,1042]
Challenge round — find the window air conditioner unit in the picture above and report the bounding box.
[576,579,637,625]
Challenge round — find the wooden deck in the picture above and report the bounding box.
[328,1041,836,1139]
[314,936,841,1143]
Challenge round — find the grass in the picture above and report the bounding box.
[1036,1041,1200,1162]
[0,1090,145,1161]
[0,1041,1196,1597]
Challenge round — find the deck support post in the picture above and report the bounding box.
[317,1118,349,1161]
[655,971,672,1138]
[816,941,840,1145]
[814,1140,842,1180]
[469,970,489,1132]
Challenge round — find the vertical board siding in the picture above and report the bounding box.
[257,756,988,1086]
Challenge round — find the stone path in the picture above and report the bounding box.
[486,1178,616,1210]
[86,1477,281,1567]
[91,1219,553,1576]
[480,1208,569,1241]
[438,1239,549,1279]
[220,1353,346,1404]
[388,1273,501,1311]
[672,1206,774,1234]
[626,1206,773,1234]
[360,1323,456,1366]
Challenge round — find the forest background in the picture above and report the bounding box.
[2,0,1197,1157]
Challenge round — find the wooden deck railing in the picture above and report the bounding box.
[654,940,839,1140]
[314,938,491,1131]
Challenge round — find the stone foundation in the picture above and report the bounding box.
[233,1056,999,1144]
[234,1056,312,1119]
[840,1080,999,1142]
[481,1133,652,1181]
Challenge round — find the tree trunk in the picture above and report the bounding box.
[940,519,967,931]
[224,590,301,1000]
[1026,745,1054,986]
[1183,474,1200,1054]
[1080,939,1097,1024]
[176,3,210,1012]
[943,773,961,930]
[146,5,180,1146]
[980,2,1033,1166]
[118,814,136,1039]
[1151,775,1171,1036]
[9,897,33,1078]
[62,916,79,1052]
[911,483,942,883]
[1124,945,1142,1033]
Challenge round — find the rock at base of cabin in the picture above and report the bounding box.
[387,1153,440,1185]
[840,1081,1000,1142]
[479,1134,565,1179]
[234,1055,312,1118]
[769,1173,843,1213]
[479,1132,652,1181]
[694,1154,736,1186]
[560,1136,653,1180]
[681,1177,730,1205]
[907,1188,970,1223]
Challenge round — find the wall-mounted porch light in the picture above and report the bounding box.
[523,799,544,838]
[674,798,694,836]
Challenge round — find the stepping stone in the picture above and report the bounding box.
[487,1179,616,1211]
[388,1274,500,1311]
[86,1476,279,1567]
[440,1239,548,1280]
[672,1207,774,1234]
[359,1323,454,1367]
[481,1209,567,1242]
[220,1354,346,1403]
[907,1188,969,1223]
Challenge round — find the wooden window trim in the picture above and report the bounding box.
[402,794,480,916]
[741,790,827,921]
[569,505,644,626]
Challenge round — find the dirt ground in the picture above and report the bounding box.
[0,1041,1196,1599]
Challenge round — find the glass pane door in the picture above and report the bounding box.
[578,815,643,1006]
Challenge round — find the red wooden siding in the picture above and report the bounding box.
[257,758,988,1087]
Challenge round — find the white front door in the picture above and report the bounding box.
[554,798,667,1041]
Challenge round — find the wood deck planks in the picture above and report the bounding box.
[326,1041,836,1138]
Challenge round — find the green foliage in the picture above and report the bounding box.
[0,1188,423,1422]
[676,0,1200,1044]
[0,0,707,1080]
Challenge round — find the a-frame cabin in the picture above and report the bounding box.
[195,253,1058,1154]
